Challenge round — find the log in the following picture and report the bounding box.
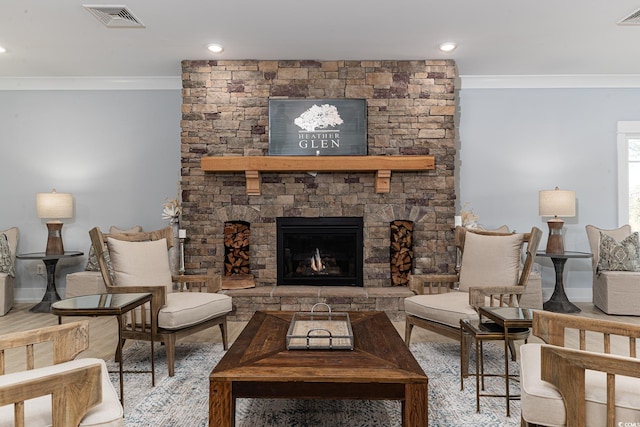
[390,220,414,287]
[223,221,251,277]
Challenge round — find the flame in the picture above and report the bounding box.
[310,248,324,272]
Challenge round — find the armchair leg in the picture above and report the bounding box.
[114,338,126,363]
[405,320,414,346]
[460,328,470,380]
[165,335,176,377]
[508,340,517,361]
[220,319,228,350]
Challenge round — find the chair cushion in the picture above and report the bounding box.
[107,237,172,293]
[405,292,480,328]
[0,358,123,427]
[520,343,640,427]
[593,271,640,315]
[158,292,232,330]
[66,271,107,298]
[86,226,143,272]
[458,232,524,292]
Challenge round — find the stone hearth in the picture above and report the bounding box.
[221,286,413,322]
[180,59,457,320]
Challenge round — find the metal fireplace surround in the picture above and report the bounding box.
[276,217,364,286]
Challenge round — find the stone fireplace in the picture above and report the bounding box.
[179,59,457,320]
[277,217,363,287]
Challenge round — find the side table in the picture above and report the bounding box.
[460,319,530,415]
[477,306,534,417]
[16,251,83,313]
[51,292,155,407]
[536,251,592,313]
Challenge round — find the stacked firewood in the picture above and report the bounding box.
[223,221,250,276]
[390,220,414,286]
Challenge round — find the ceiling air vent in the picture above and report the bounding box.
[618,7,640,25]
[83,5,145,28]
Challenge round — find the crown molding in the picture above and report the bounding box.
[459,74,640,89]
[0,76,182,90]
[3,74,640,91]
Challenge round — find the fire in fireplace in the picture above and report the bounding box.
[276,217,364,286]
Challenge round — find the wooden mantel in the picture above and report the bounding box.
[200,155,435,195]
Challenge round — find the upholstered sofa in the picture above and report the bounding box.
[0,227,18,316]
[586,224,640,315]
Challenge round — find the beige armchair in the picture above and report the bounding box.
[520,310,640,427]
[89,226,232,377]
[405,226,542,342]
[586,224,640,315]
[405,226,542,374]
[0,320,123,427]
[0,227,18,316]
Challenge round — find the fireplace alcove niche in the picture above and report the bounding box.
[277,217,364,287]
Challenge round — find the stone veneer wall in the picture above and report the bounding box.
[180,60,457,287]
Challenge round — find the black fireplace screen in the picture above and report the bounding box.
[276,217,363,286]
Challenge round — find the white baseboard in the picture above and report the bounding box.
[541,286,592,303]
[15,288,66,303]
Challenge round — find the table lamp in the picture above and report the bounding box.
[36,189,73,255]
[539,187,575,254]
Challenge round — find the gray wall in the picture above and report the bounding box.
[457,87,640,301]
[3,84,639,302]
[1,90,181,300]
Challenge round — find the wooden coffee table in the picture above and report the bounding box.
[209,310,428,426]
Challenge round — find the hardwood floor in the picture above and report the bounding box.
[1,301,639,374]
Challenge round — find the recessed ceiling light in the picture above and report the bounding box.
[207,44,224,53]
[0,46,6,54]
[439,42,457,53]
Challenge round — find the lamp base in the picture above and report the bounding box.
[45,222,65,255]
[545,219,565,254]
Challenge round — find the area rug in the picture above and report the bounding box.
[108,341,521,426]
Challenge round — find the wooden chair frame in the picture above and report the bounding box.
[405,226,543,346]
[89,226,229,377]
[523,310,640,427]
[0,321,104,427]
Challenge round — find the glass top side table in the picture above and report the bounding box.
[477,306,534,417]
[16,251,83,313]
[51,292,155,407]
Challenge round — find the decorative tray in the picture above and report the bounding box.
[286,303,354,350]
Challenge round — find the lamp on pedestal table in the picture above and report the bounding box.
[538,187,575,254]
[36,189,73,255]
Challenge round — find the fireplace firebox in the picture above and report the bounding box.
[276,217,364,286]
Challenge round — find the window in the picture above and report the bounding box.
[618,122,640,230]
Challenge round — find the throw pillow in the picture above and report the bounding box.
[458,231,524,292]
[109,225,143,235]
[107,237,172,291]
[0,233,15,277]
[85,245,112,272]
[85,225,143,271]
[597,231,640,273]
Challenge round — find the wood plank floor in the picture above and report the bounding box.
[2,301,639,374]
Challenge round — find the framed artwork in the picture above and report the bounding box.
[269,98,367,156]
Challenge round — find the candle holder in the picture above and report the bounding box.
[178,229,186,275]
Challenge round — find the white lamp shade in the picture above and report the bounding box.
[539,188,575,217]
[36,190,73,219]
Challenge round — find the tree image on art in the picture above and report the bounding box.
[294,104,344,132]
